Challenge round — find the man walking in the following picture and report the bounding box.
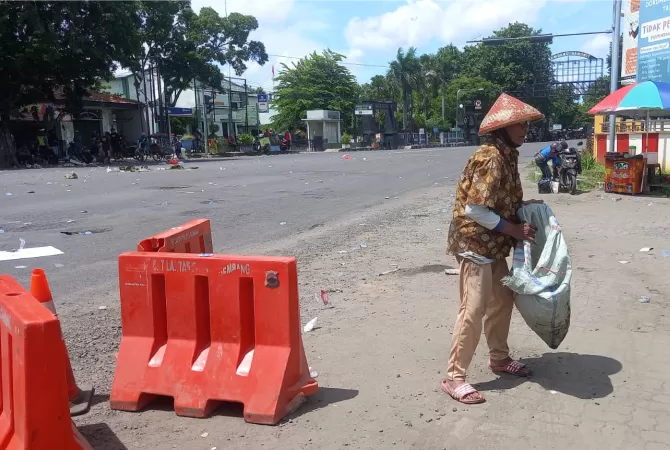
[443,93,543,404]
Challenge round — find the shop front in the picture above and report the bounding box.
[593,114,670,171]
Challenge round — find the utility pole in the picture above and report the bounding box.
[224,0,235,138]
[212,88,216,132]
[149,66,157,133]
[441,82,445,120]
[156,62,164,134]
[142,66,150,133]
[193,77,198,133]
[608,0,622,153]
[227,77,234,137]
[244,80,249,133]
[201,82,209,150]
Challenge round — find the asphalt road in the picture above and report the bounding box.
[0,141,554,311]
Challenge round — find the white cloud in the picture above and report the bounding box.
[345,0,548,54]
[581,34,611,59]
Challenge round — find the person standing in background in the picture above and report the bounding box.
[102,132,112,164]
[284,129,291,150]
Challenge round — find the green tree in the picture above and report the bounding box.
[462,23,552,97]
[387,47,421,130]
[434,44,463,82]
[124,2,267,111]
[118,0,184,129]
[425,44,463,121]
[417,53,436,121]
[548,85,579,129]
[170,116,190,135]
[272,49,358,132]
[208,122,220,137]
[359,75,396,101]
[161,8,268,106]
[584,76,611,108]
[0,0,140,167]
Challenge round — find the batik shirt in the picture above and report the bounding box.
[447,136,523,260]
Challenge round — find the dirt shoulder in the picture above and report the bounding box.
[72,177,670,450]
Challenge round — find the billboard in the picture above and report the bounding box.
[355,104,373,115]
[622,0,640,84]
[257,93,269,113]
[637,0,670,83]
[167,107,193,117]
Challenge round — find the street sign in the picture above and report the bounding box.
[257,93,269,113]
[474,100,482,110]
[433,126,439,134]
[355,104,373,115]
[167,107,193,117]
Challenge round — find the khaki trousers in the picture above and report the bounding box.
[446,257,515,381]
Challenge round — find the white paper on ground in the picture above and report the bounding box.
[303,317,318,333]
[0,246,64,261]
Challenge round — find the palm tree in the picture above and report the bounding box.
[388,47,421,131]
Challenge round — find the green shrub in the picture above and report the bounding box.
[341,133,352,145]
[238,133,254,145]
[580,151,598,171]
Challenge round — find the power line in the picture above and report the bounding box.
[267,53,389,68]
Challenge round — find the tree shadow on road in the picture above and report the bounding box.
[474,352,622,400]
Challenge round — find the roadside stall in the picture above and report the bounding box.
[589,81,670,194]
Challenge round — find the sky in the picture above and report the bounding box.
[178,0,618,107]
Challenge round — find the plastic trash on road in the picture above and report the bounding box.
[502,203,572,349]
[303,317,318,333]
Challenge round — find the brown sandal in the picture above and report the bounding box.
[489,360,531,377]
[441,381,486,404]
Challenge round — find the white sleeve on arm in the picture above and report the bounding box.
[465,204,501,230]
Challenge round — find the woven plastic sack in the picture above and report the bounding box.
[502,203,572,349]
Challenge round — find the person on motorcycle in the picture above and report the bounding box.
[534,141,566,180]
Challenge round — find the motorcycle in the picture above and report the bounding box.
[280,138,290,152]
[557,141,584,195]
[66,142,93,164]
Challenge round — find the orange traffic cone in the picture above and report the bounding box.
[30,268,94,417]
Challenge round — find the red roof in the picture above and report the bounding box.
[50,86,143,105]
[85,92,142,105]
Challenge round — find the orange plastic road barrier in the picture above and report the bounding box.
[110,252,318,424]
[29,269,94,417]
[0,275,92,450]
[137,219,213,254]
